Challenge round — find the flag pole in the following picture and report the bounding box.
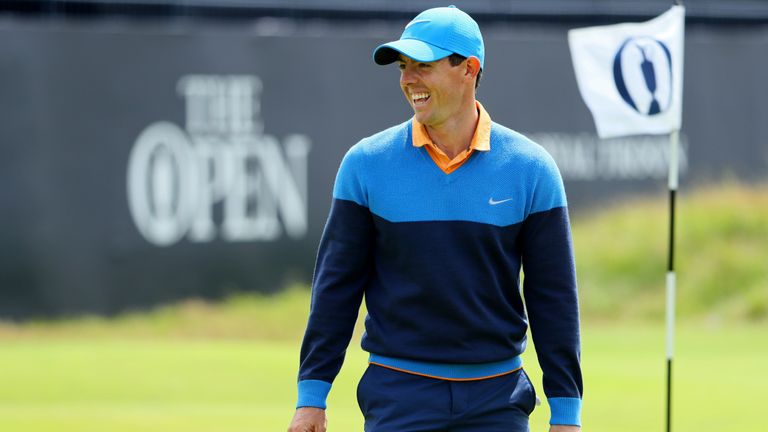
[665,129,679,432]
[667,4,682,432]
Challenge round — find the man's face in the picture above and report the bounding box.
[397,55,469,127]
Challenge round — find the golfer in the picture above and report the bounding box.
[289,6,582,432]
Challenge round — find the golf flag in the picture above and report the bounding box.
[568,6,685,138]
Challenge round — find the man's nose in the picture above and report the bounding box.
[400,67,416,85]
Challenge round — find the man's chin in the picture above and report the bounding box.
[413,111,431,124]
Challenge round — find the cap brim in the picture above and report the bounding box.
[373,39,453,65]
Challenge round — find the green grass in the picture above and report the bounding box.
[0,324,765,431]
[573,181,768,322]
[0,287,314,341]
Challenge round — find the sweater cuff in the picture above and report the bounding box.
[548,397,582,426]
[296,380,332,409]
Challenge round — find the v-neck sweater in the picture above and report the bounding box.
[297,118,583,426]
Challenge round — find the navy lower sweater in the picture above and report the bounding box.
[297,119,583,426]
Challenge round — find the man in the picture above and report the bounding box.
[289,6,582,432]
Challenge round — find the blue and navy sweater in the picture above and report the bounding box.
[297,120,583,425]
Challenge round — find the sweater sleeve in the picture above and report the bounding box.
[296,145,374,409]
[519,155,583,426]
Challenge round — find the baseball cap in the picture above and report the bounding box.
[373,6,485,69]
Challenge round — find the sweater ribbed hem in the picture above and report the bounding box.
[296,379,331,409]
[549,397,582,426]
[368,353,522,380]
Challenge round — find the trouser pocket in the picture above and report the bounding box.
[509,369,537,416]
[356,364,375,414]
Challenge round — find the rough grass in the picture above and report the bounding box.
[573,181,768,323]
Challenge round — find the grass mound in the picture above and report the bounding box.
[574,181,768,322]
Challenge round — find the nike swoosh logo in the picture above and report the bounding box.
[488,197,514,205]
[405,19,430,29]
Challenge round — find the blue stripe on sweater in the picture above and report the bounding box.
[368,354,522,380]
[333,122,566,226]
[549,397,583,426]
[296,380,332,409]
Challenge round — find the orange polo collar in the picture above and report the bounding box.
[412,101,491,174]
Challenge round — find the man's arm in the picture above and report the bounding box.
[293,145,374,414]
[519,153,583,428]
[295,198,373,405]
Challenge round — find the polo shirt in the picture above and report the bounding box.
[412,101,492,174]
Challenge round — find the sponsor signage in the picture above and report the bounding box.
[127,75,311,246]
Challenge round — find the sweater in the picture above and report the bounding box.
[296,118,583,426]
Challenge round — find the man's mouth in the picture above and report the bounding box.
[411,92,430,106]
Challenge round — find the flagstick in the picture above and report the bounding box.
[665,129,679,432]
[668,3,682,431]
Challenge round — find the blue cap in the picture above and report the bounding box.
[373,6,485,69]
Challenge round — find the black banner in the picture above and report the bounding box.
[1,19,765,317]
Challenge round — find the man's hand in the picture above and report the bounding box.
[288,407,327,432]
[550,426,580,432]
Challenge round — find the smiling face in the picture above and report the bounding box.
[397,55,475,128]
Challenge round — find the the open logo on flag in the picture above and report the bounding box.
[568,6,685,138]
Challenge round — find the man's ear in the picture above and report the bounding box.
[465,56,481,81]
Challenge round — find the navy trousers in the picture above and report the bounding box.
[356,364,537,432]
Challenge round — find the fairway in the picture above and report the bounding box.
[0,324,764,432]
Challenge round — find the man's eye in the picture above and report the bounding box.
[419,63,431,68]
[398,63,406,70]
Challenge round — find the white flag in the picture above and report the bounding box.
[568,6,685,139]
